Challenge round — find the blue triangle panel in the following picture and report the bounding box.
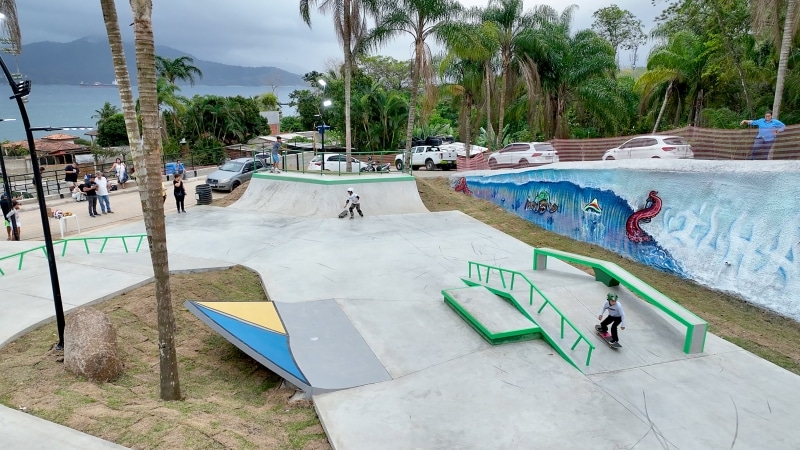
[197,304,307,384]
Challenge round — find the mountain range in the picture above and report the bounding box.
[8,37,305,86]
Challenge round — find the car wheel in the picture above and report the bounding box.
[395,160,403,171]
[488,158,498,170]
[651,156,660,159]
[231,181,241,191]
[518,159,529,168]
[604,156,615,161]
[425,159,435,171]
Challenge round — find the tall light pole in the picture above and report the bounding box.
[316,79,332,170]
[0,53,69,349]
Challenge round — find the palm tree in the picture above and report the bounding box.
[479,0,538,148]
[748,0,799,117]
[0,0,21,54]
[365,0,462,173]
[101,0,181,401]
[155,55,203,86]
[636,31,711,132]
[301,0,373,171]
[92,101,121,129]
[530,6,616,138]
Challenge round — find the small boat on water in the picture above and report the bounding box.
[80,79,118,88]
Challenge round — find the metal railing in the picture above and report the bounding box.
[0,234,147,276]
[467,261,596,367]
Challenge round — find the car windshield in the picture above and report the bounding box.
[534,143,556,152]
[220,162,244,172]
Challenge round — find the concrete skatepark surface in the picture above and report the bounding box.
[1,172,800,449]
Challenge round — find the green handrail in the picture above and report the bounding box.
[0,234,147,276]
[467,261,596,367]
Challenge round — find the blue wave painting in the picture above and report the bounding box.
[463,177,686,276]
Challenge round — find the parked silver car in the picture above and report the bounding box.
[488,142,560,169]
[206,158,266,192]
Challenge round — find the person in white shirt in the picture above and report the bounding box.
[344,187,363,219]
[95,171,114,214]
[597,293,626,344]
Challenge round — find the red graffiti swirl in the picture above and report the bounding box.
[626,191,662,243]
[454,177,472,196]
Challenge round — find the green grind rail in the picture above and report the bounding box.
[0,234,147,276]
[463,261,596,368]
[533,247,708,354]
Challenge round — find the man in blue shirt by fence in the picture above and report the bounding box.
[741,110,786,160]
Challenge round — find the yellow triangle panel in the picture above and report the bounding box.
[195,302,286,335]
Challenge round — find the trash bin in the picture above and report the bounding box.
[195,184,212,205]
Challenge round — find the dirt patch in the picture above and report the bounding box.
[211,180,250,208]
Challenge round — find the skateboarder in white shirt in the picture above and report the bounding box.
[344,188,363,219]
[597,293,626,344]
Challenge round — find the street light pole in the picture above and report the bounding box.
[0,55,67,350]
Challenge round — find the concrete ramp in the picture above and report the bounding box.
[230,172,428,218]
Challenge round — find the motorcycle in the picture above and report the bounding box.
[360,156,391,173]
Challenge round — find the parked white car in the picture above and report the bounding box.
[602,135,694,160]
[307,153,369,172]
[394,145,458,171]
[487,142,560,169]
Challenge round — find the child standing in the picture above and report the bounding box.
[597,293,626,344]
[5,200,21,240]
[344,187,363,219]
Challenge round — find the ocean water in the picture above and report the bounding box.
[0,84,305,142]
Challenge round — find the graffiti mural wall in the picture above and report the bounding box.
[450,162,800,320]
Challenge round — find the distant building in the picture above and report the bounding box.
[260,111,281,135]
[7,133,90,166]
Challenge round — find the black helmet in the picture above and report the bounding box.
[607,293,618,301]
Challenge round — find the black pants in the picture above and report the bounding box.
[87,196,98,216]
[175,195,185,212]
[600,315,622,341]
[349,203,362,217]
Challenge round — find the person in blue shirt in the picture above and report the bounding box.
[270,136,282,173]
[175,159,185,179]
[740,110,786,160]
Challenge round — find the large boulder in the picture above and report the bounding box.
[64,307,123,382]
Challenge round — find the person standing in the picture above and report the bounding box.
[173,174,187,213]
[596,293,626,344]
[271,136,282,173]
[175,159,186,179]
[64,161,79,189]
[95,171,114,214]
[82,173,99,217]
[4,200,21,240]
[740,110,786,160]
[112,158,127,189]
[344,187,363,219]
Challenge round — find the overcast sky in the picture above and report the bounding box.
[15,0,663,76]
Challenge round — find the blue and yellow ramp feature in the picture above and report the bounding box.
[187,301,308,388]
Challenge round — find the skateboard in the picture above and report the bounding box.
[595,325,622,349]
[338,209,349,219]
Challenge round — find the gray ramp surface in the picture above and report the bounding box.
[446,285,535,335]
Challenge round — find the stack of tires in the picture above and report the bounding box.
[196,184,212,205]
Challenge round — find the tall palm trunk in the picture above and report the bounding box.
[497,54,510,147]
[128,0,181,401]
[344,0,354,172]
[773,0,798,117]
[653,80,673,133]
[403,37,424,173]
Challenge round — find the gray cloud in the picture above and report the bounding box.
[16,0,660,75]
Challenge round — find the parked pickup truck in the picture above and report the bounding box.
[394,145,458,171]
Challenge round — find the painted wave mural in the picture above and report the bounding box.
[454,176,687,277]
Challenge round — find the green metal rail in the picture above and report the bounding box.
[467,261,596,367]
[0,234,147,276]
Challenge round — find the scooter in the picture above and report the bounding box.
[360,156,391,173]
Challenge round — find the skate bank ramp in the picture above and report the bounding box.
[230,172,428,217]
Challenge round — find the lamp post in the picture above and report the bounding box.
[0,55,71,349]
[315,79,334,170]
[0,118,18,239]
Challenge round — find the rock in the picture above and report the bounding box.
[64,307,123,382]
